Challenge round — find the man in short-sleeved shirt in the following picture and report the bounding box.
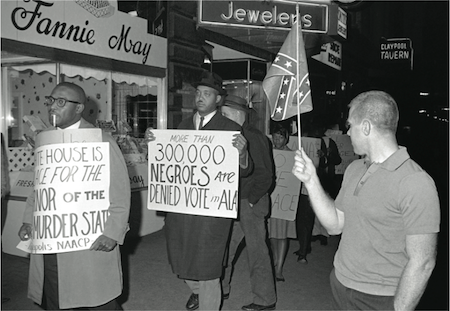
[292,91,440,310]
[334,147,440,296]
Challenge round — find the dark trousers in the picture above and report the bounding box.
[330,268,395,310]
[295,194,315,257]
[222,196,276,306]
[43,254,122,310]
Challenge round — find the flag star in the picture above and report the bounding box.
[306,79,310,86]
[299,91,304,98]
[274,56,280,63]
[284,61,292,68]
[283,78,290,85]
[276,106,283,113]
[279,93,286,99]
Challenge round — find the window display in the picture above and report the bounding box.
[1,53,159,189]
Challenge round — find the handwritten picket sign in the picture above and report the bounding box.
[270,136,322,220]
[327,134,359,174]
[288,134,358,175]
[17,140,110,254]
[270,150,301,221]
[287,136,322,167]
[147,130,240,218]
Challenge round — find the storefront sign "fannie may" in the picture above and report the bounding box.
[199,0,328,33]
[10,0,152,64]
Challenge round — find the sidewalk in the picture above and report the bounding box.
[2,226,447,310]
[2,229,337,310]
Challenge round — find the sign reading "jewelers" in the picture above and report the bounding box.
[198,0,329,33]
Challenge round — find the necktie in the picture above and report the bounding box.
[199,116,204,130]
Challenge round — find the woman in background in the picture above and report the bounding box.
[268,124,296,282]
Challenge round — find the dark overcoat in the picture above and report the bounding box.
[165,111,252,280]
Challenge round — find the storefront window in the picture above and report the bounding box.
[126,94,157,138]
[213,59,269,134]
[1,52,160,171]
[1,65,56,148]
[223,79,268,135]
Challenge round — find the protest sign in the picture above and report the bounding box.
[327,134,359,174]
[17,133,110,254]
[287,136,322,167]
[270,150,301,221]
[147,130,239,218]
[270,136,321,220]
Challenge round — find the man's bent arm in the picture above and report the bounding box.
[394,233,437,311]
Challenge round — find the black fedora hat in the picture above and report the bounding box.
[223,94,250,113]
[193,72,226,95]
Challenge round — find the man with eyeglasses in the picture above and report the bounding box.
[18,82,131,310]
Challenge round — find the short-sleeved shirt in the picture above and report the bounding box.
[334,147,440,296]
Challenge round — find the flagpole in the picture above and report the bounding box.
[296,3,302,149]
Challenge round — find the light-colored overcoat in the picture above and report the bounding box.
[23,119,130,309]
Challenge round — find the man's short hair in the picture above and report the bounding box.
[349,90,399,133]
[56,82,87,106]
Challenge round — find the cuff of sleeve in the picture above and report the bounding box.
[103,223,130,245]
[239,152,248,169]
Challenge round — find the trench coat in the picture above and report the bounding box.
[23,119,131,309]
[165,111,252,280]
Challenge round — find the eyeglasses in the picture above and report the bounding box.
[44,96,81,107]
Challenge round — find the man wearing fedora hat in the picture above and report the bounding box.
[220,94,277,311]
[145,72,252,311]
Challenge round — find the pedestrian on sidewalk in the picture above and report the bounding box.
[293,122,324,264]
[311,120,342,247]
[268,123,296,282]
[145,72,252,311]
[220,95,277,311]
[18,82,131,310]
[292,90,440,310]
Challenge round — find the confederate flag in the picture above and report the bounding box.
[263,20,313,121]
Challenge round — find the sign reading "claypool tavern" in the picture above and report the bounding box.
[380,38,413,69]
[198,0,329,33]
